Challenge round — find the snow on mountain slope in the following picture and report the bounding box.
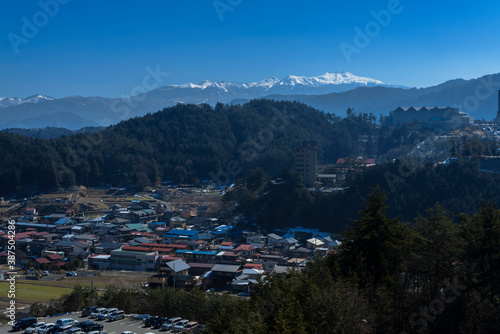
[171,72,387,91]
[0,95,54,109]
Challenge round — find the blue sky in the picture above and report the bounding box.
[1,0,500,98]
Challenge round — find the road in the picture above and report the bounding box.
[0,313,186,334]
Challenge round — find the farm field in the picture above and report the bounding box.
[0,271,150,310]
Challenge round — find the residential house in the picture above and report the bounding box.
[306,238,325,249]
[170,217,187,229]
[267,233,283,247]
[206,264,241,287]
[93,242,123,254]
[289,247,313,259]
[274,238,299,254]
[148,259,191,288]
[25,208,37,221]
[88,254,111,270]
[231,268,265,293]
[187,263,214,276]
[234,244,256,257]
[175,250,218,263]
[162,229,201,243]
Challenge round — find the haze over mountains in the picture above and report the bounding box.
[1,72,499,130]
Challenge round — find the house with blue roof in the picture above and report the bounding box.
[175,249,218,263]
[54,218,73,226]
[211,225,243,241]
[281,226,332,244]
[162,229,200,243]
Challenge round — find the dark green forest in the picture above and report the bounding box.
[0,126,102,139]
[31,190,500,333]
[226,158,500,233]
[0,100,420,196]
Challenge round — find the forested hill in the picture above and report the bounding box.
[1,126,103,139]
[229,159,500,233]
[0,100,384,196]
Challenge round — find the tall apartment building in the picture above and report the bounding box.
[294,141,317,187]
[497,90,500,121]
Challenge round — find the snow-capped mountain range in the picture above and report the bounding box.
[2,71,499,130]
[174,72,387,91]
[145,72,399,105]
[0,94,54,109]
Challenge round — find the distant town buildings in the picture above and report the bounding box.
[294,141,376,188]
[0,189,340,294]
[384,106,473,131]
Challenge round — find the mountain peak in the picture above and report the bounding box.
[0,94,54,109]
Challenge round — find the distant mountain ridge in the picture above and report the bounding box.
[0,94,54,109]
[261,74,500,120]
[1,72,499,129]
[144,71,398,105]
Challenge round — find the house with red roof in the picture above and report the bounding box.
[234,244,256,257]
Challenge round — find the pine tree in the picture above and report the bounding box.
[340,186,411,291]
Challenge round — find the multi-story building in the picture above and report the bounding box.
[384,106,473,131]
[109,249,157,271]
[294,141,318,187]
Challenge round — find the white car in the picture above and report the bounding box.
[90,308,105,318]
[37,323,55,334]
[24,323,45,334]
[161,317,181,331]
[172,320,189,333]
[55,319,78,327]
[97,308,118,320]
[108,310,125,321]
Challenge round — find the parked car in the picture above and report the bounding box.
[82,306,97,317]
[52,324,74,334]
[144,316,158,327]
[89,308,105,318]
[196,324,207,333]
[13,318,37,331]
[181,322,198,334]
[77,320,103,332]
[152,317,167,329]
[55,319,78,327]
[46,325,62,334]
[42,271,50,276]
[161,317,182,331]
[130,314,149,321]
[24,322,45,334]
[65,328,85,334]
[108,310,125,321]
[171,320,189,333]
[97,308,117,321]
[37,323,55,334]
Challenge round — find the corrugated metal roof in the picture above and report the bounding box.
[212,264,241,273]
[166,259,191,273]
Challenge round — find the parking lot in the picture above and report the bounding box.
[0,312,188,334]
